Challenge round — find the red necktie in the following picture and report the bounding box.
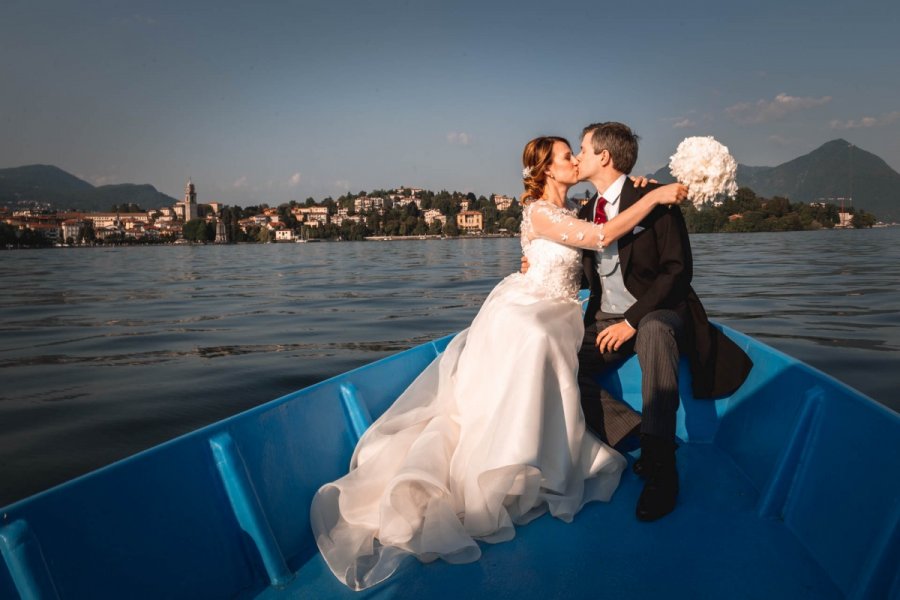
[594,196,608,224]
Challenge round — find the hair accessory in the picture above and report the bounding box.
[522,166,533,179]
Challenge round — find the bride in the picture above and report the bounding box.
[310,136,688,590]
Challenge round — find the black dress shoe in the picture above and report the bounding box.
[636,468,679,521]
[635,434,679,521]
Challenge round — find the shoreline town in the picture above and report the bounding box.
[2,180,521,248]
[2,179,887,249]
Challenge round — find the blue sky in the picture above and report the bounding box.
[2,0,898,206]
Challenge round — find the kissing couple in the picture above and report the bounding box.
[310,122,753,590]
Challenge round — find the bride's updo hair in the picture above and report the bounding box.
[521,136,570,204]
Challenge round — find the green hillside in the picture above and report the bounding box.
[0,165,177,211]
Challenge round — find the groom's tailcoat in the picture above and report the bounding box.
[579,179,752,399]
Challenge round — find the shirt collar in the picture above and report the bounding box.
[600,174,628,206]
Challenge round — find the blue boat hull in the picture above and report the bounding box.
[2,325,898,599]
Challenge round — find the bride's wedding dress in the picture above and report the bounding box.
[310,200,626,590]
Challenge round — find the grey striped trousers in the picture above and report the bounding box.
[578,309,684,446]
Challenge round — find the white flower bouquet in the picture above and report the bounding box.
[668,136,738,207]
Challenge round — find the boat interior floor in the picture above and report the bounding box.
[255,442,842,599]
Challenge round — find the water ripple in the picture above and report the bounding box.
[1,231,898,505]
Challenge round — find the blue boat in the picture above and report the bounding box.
[1,316,898,599]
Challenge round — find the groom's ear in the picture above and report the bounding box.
[598,148,612,167]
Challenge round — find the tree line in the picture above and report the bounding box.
[185,190,524,243]
[1,187,880,247]
[681,187,877,233]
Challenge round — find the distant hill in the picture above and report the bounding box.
[0,164,93,205]
[71,183,179,212]
[0,165,178,212]
[649,139,900,221]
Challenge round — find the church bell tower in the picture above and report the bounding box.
[183,178,199,221]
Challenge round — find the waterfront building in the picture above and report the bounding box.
[84,213,149,228]
[332,213,363,227]
[91,213,122,237]
[838,212,853,227]
[154,207,175,222]
[123,218,144,231]
[160,222,182,237]
[122,220,152,240]
[423,209,447,226]
[456,210,483,232]
[298,206,330,226]
[61,219,86,242]
[237,217,257,233]
[275,229,295,241]
[215,219,227,243]
[354,196,386,214]
[28,222,61,242]
[493,194,514,211]
[94,223,123,240]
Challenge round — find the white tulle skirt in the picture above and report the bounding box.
[310,273,626,590]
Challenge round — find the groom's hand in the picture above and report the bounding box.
[520,255,530,274]
[596,321,636,353]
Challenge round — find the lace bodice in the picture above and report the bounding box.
[519,200,608,301]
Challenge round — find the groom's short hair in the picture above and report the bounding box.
[582,122,639,174]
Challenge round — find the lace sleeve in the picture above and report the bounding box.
[527,201,607,251]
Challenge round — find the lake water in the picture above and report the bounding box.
[2,228,899,506]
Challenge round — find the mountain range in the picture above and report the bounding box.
[0,165,178,212]
[650,139,900,221]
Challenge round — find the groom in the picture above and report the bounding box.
[573,122,753,521]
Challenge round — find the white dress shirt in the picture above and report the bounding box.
[594,174,638,325]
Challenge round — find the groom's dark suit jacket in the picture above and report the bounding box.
[579,179,752,399]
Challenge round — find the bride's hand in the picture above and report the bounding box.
[646,183,689,206]
[629,176,657,188]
